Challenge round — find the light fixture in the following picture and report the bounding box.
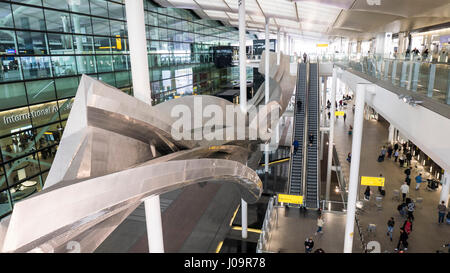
[398,94,422,106]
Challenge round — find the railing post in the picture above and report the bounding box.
[407,61,413,90]
[400,61,408,87]
[427,63,436,98]
[391,60,397,85]
[384,60,389,80]
[411,62,420,91]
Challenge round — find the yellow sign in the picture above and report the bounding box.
[278,194,303,205]
[115,35,122,50]
[335,111,345,116]
[317,44,328,47]
[361,176,385,187]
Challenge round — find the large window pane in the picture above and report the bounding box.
[27,101,61,128]
[21,56,52,80]
[16,31,48,55]
[0,2,14,28]
[113,54,128,70]
[0,82,27,110]
[43,0,69,10]
[90,0,108,17]
[98,72,115,86]
[91,17,111,36]
[44,9,72,33]
[115,71,130,88]
[96,55,113,72]
[110,20,125,37]
[73,35,94,54]
[51,56,77,76]
[12,4,45,31]
[47,33,74,55]
[55,76,79,99]
[11,0,42,6]
[94,37,111,53]
[0,189,12,218]
[68,0,90,14]
[0,56,22,83]
[25,79,56,104]
[76,55,96,74]
[70,13,93,34]
[108,2,124,20]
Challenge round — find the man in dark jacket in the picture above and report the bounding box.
[395,229,409,251]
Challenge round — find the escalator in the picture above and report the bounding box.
[288,62,320,208]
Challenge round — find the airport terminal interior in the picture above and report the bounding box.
[0,0,449,253]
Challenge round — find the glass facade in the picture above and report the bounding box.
[0,0,250,218]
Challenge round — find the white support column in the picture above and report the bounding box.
[125,0,162,253]
[284,33,287,54]
[125,0,151,104]
[388,124,394,144]
[143,195,164,253]
[343,83,366,253]
[264,17,270,173]
[325,70,337,201]
[276,29,281,65]
[440,171,449,206]
[241,199,248,239]
[239,0,247,113]
[320,77,325,160]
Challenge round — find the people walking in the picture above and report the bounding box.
[387,145,393,158]
[400,182,409,203]
[438,201,447,224]
[308,133,314,146]
[394,150,399,162]
[315,215,325,235]
[415,173,422,190]
[395,228,409,251]
[304,237,314,253]
[364,186,371,201]
[406,198,415,221]
[387,217,395,241]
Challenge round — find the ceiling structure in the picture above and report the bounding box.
[154,0,450,42]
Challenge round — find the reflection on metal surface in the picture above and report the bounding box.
[0,51,295,253]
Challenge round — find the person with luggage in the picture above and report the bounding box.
[398,202,407,217]
[387,217,395,241]
[415,173,422,190]
[400,182,409,203]
[315,215,325,235]
[387,145,393,158]
[304,237,314,253]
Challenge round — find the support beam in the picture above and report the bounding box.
[143,195,164,253]
[441,171,449,207]
[241,199,248,239]
[264,17,270,173]
[343,83,366,253]
[239,0,247,113]
[388,124,394,144]
[125,0,152,104]
[325,70,337,201]
[125,0,161,253]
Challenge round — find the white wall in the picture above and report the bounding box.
[339,69,450,171]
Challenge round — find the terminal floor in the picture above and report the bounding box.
[331,100,449,253]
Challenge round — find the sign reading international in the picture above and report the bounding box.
[277,194,303,205]
[361,176,385,187]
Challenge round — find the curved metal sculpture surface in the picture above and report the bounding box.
[0,51,296,253]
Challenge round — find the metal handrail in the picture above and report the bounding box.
[301,63,310,198]
[355,212,368,253]
[286,64,300,195]
[315,62,320,209]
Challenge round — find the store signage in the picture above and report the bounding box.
[1,101,73,126]
[361,176,385,187]
[335,111,345,116]
[316,44,328,47]
[277,193,303,205]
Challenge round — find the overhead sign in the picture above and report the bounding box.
[278,194,303,205]
[361,176,385,187]
[335,111,345,116]
[316,44,328,47]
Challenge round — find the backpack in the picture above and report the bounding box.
[404,221,412,234]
